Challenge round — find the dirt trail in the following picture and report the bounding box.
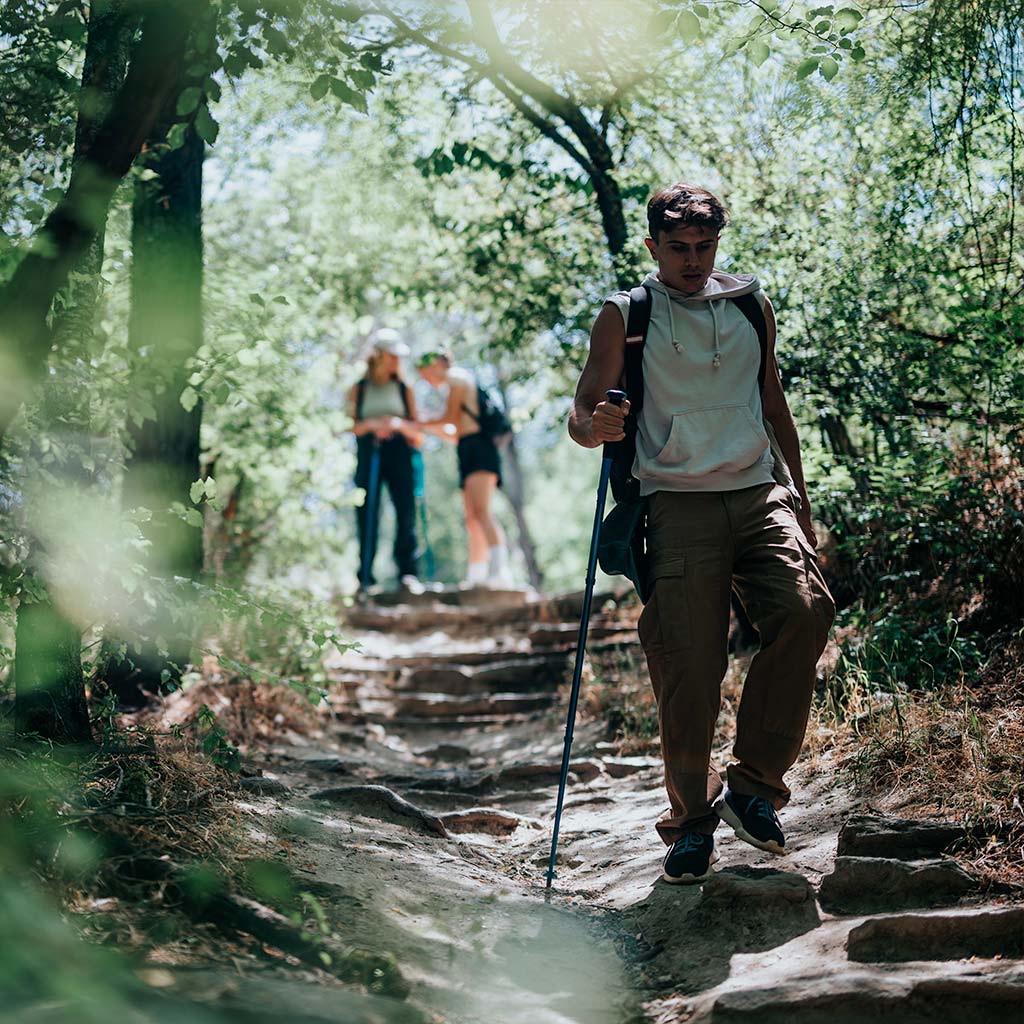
[179,586,1024,1023]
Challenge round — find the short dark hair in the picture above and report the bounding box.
[647,183,729,240]
[416,350,451,369]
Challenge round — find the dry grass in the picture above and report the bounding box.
[135,656,331,754]
[810,628,1024,889]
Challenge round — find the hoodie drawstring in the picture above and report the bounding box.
[669,293,723,370]
[710,300,722,369]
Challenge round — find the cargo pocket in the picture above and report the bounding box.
[649,553,691,655]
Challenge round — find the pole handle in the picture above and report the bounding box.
[602,389,628,461]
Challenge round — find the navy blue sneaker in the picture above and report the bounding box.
[715,789,785,853]
[661,831,719,884]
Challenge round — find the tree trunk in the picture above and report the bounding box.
[14,0,137,745]
[0,1,203,445]
[107,116,205,706]
[14,599,91,744]
[500,436,544,591]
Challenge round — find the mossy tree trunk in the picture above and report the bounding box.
[15,0,137,745]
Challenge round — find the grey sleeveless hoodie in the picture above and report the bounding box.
[607,270,789,497]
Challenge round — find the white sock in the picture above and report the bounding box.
[487,545,508,578]
[466,561,488,584]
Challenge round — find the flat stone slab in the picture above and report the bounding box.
[415,743,473,762]
[837,814,968,859]
[710,970,1024,1023]
[499,760,603,785]
[601,756,658,778]
[818,856,978,914]
[847,906,1024,962]
[439,808,523,835]
[688,868,820,947]
[393,691,555,718]
[400,656,568,695]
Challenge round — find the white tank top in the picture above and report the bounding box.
[358,379,407,420]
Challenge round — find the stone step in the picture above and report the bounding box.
[363,583,533,609]
[818,856,978,915]
[397,656,570,695]
[847,906,1024,962]
[393,691,556,718]
[368,711,546,730]
[709,970,1024,1023]
[837,814,968,860]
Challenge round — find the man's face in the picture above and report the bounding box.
[645,224,719,294]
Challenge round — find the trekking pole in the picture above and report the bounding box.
[359,438,382,596]
[545,388,626,889]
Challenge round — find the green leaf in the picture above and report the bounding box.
[692,4,710,16]
[176,86,202,116]
[819,56,839,81]
[329,77,367,113]
[850,44,866,61]
[166,123,188,150]
[796,57,821,80]
[834,7,863,31]
[195,104,219,144]
[748,39,771,66]
[137,168,159,182]
[676,9,702,41]
[180,386,199,412]
[647,9,676,36]
[250,292,265,306]
[190,480,206,504]
[184,508,204,528]
[204,477,218,499]
[310,74,330,100]
[814,19,832,33]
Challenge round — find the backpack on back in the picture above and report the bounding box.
[464,384,513,449]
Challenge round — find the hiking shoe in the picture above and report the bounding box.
[716,789,785,854]
[661,831,719,884]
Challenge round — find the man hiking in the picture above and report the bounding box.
[416,351,510,587]
[568,183,835,884]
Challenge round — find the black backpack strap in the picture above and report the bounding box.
[623,285,651,414]
[355,378,367,419]
[730,292,769,394]
[398,380,411,418]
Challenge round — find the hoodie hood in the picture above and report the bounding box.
[644,270,761,369]
[644,269,760,303]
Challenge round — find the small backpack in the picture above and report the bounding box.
[464,384,513,448]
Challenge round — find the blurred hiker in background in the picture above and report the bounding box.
[416,351,510,587]
[349,329,422,594]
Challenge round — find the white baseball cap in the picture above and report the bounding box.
[371,328,410,357]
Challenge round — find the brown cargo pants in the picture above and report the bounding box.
[637,483,836,844]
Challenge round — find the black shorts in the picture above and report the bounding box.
[457,432,502,488]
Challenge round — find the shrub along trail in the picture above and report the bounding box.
[161,587,1024,1024]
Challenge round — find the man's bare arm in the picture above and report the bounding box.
[419,378,463,442]
[760,298,818,547]
[568,302,630,448]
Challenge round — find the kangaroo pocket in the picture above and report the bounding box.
[648,405,769,480]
